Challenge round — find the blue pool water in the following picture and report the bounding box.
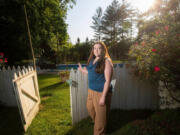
[56,63,124,70]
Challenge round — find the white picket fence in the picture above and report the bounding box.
[0,66,34,106]
[69,64,159,124]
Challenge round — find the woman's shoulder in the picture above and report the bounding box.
[105,57,110,61]
[105,57,113,67]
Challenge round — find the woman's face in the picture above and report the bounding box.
[93,44,103,57]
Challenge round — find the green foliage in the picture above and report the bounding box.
[0,0,76,65]
[61,40,92,63]
[0,0,31,66]
[109,39,131,60]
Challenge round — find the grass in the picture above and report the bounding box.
[25,74,72,135]
[0,74,180,135]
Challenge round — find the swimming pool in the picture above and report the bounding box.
[56,63,124,70]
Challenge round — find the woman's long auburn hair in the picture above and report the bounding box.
[87,41,113,74]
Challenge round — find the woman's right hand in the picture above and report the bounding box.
[78,62,88,74]
[78,62,82,71]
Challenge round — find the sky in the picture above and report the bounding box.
[66,0,155,44]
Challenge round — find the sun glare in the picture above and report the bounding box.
[129,0,156,12]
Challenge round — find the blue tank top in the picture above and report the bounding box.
[86,58,112,92]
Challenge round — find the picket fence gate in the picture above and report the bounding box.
[0,66,40,131]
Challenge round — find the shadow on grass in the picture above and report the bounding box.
[0,106,24,135]
[106,109,155,134]
[40,81,66,92]
[65,109,155,135]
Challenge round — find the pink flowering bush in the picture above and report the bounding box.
[0,52,8,68]
[128,24,180,93]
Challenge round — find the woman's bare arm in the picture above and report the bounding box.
[99,58,113,106]
[78,62,88,75]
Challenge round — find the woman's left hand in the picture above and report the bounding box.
[99,96,106,106]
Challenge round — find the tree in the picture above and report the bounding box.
[0,0,31,66]
[118,0,135,40]
[101,0,133,46]
[76,37,80,45]
[0,0,76,65]
[85,37,89,44]
[91,7,103,41]
[101,0,120,46]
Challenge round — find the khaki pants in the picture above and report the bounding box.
[86,88,112,135]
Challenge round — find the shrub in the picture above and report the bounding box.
[59,71,70,82]
[128,24,180,102]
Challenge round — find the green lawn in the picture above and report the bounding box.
[0,74,180,135]
[25,74,72,135]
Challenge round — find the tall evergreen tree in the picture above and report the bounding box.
[101,0,120,46]
[101,0,133,46]
[118,0,134,40]
[76,37,80,45]
[85,37,89,44]
[91,7,103,41]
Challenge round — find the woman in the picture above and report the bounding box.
[78,41,114,135]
